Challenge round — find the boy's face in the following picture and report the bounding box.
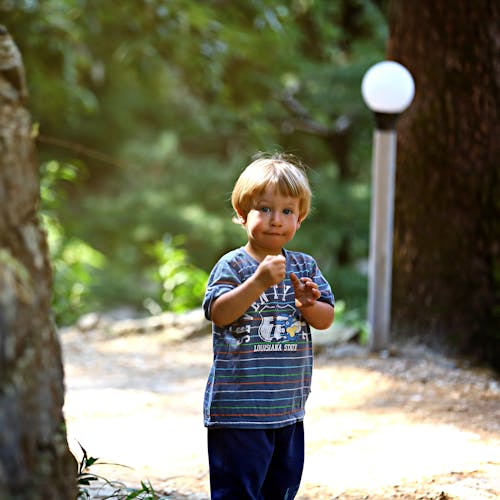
[239,186,302,259]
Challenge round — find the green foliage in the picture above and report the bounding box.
[76,442,100,498]
[76,443,168,500]
[333,300,369,343]
[3,0,388,323]
[40,160,106,325]
[148,235,208,313]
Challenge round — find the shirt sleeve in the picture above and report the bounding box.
[311,259,335,307]
[202,257,242,321]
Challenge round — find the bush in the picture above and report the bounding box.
[147,235,208,313]
[40,160,105,325]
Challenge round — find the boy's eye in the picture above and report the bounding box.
[283,208,293,215]
[260,206,271,213]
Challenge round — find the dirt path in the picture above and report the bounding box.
[62,327,500,499]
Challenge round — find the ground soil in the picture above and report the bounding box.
[62,326,500,499]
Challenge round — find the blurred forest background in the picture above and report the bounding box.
[2,0,387,329]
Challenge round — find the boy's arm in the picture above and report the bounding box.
[297,300,335,330]
[291,272,335,330]
[210,255,286,327]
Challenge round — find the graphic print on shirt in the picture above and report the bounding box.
[257,303,302,342]
[243,284,306,346]
[232,325,251,345]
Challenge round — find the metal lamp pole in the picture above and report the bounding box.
[361,61,415,352]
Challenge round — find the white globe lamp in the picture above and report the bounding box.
[362,61,415,115]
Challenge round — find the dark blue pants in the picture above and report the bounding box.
[207,422,304,500]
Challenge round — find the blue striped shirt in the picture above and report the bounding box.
[203,247,335,429]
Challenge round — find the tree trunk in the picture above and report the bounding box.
[0,27,77,498]
[387,1,500,365]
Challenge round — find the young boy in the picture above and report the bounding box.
[203,153,335,500]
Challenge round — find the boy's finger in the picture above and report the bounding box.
[290,272,299,284]
[263,254,285,265]
[272,255,286,264]
[305,280,318,288]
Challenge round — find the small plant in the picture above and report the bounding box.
[148,234,208,313]
[76,442,101,499]
[122,481,163,500]
[75,443,168,500]
[334,300,369,344]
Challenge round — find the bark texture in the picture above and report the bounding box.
[0,27,77,498]
[387,1,500,364]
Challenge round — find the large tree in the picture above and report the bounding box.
[387,1,499,365]
[0,27,76,498]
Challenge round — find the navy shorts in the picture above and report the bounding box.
[207,422,304,500]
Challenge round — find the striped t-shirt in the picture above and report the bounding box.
[203,247,334,429]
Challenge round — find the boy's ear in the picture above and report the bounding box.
[235,209,247,224]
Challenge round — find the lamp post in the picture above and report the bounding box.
[361,61,415,352]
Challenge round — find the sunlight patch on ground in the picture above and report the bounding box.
[303,421,499,490]
[65,386,208,486]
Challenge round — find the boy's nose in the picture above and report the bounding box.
[270,211,282,225]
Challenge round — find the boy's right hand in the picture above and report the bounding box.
[211,254,286,327]
[254,255,286,289]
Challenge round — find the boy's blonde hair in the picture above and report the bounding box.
[231,154,312,223]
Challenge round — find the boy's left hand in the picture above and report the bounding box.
[290,272,321,308]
